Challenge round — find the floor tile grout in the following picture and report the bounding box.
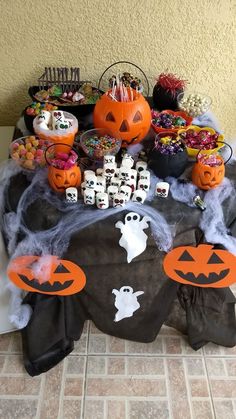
[202,356,216,419]
[80,320,90,419]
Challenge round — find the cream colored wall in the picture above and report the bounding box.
[0,0,235,138]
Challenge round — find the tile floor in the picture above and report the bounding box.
[0,320,236,419]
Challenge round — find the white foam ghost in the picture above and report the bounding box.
[115,212,150,263]
[112,286,144,322]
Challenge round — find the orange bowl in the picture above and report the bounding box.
[151,109,193,134]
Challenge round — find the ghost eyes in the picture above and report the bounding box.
[127,215,138,221]
[123,288,130,292]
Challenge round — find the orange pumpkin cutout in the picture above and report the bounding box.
[192,157,225,190]
[93,89,151,146]
[7,255,86,295]
[163,244,236,288]
[48,164,81,193]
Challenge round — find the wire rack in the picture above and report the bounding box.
[38,67,80,92]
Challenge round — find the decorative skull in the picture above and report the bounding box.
[155,182,169,198]
[113,194,125,208]
[84,189,95,205]
[121,154,134,169]
[119,167,132,183]
[136,161,147,174]
[107,185,119,202]
[96,192,109,209]
[139,170,150,182]
[119,185,132,202]
[137,179,150,192]
[85,175,97,190]
[132,189,146,204]
[104,155,116,165]
[65,187,78,203]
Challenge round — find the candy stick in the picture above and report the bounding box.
[120,83,124,102]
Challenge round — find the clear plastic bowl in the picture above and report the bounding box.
[177,92,212,118]
[80,128,121,161]
[9,136,52,170]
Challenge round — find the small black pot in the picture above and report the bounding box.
[152,84,183,111]
[148,148,188,178]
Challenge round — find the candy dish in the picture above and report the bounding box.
[9,136,52,170]
[80,128,121,161]
[23,102,58,133]
[151,109,193,133]
[177,92,212,118]
[177,125,224,157]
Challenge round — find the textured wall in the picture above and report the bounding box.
[0,0,235,138]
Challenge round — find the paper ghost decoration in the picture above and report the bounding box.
[115,212,150,263]
[112,286,144,322]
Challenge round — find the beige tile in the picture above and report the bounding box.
[225,359,236,376]
[0,376,41,395]
[214,400,235,419]
[181,338,203,355]
[73,334,88,354]
[0,354,6,372]
[107,335,126,353]
[107,357,125,375]
[164,337,182,354]
[88,335,106,353]
[167,358,191,419]
[84,399,104,419]
[205,358,226,376]
[66,356,85,375]
[0,333,12,352]
[192,401,214,419]
[107,400,126,419]
[185,358,205,376]
[222,346,236,355]
[126,337,163,354]
[64,378,84,397]
[3,354,25,374]
[86,377,166,397]
[128,400,170,419]
[210,379,236,398]
[9,332,22,353]
[0,399,38,419]
[90,322,103,334]
[159,325,181,336]
[62,399,82,419]
[203,343,222,355]
[40,361,64,418]
[87,356,106,375]
[189,378,210,397]
[127,357,165,375]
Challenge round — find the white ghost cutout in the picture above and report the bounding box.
[115,212,150,263]
[112,286,144,322]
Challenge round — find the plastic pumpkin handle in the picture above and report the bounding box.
[196,141,233,165]
[97,61,150,97]
[44,143,79,167]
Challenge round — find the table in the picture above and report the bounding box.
[1,144,236,376]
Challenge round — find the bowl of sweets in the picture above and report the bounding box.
[80,128,121,161]
[151,109,193,134]
[9,136,52,170]
[177,92,212,117]
[24,102,58,133]
[177,125,224,157]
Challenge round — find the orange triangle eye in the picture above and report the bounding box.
[133,111,143,122]
[106,112,116,122]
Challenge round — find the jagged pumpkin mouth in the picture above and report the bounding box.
[174,268,229,284]
[19,274,74,292]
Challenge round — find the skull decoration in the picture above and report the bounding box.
[51,110,65,130]
[137,179,150,192]
[119,185,132,202]
[37,110,51,129]
[66,187,78,203]
[132,189,147,203]
[155,182,170,198]
[119,167,132,183]
[104,155,116,165]
[121,154,134,169]
[95,185,105,194]
[84,189,95,205]
[111,177,122,188]
[139,170,150,182]
[96,192,109,209]
[136,160,147,174]
[84,170,96,180]
[107,185,119,202]
[124,179,136,192]
[85,175,97,190]
[96,176,106,189]
[113,193,125,208]
[130,169,138,182]
[103,163,116,180]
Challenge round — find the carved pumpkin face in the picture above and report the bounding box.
[93,89,151,146]
[7,255,86,295]
[192,158,225,190]
[48,165,81,193]
[163,244,236,288]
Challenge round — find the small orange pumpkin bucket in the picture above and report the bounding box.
[45,143,81,193]
[191,142,232,190]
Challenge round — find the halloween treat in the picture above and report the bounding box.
[132,189,147,203]
[46,144,81,193]
[109,72,143,93]
[119,185,132,201]
[155,182,170,198]
[148,131,188,178]
[163,244,236,288]
[80,129,121,160]
[33,110,78,148]
[113,193,126,208]
[34,83,101,106]
[84,189,95,205]
[65,187,78,203]
[93,88,151,146]
[25,102,57,116]
[153,73,187,111]
[96,192,109,209]
[177,126,224,156]
[10,136,52,170]
[151,110,192,133]
[7,255,86,296]
[178,92,212,117]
